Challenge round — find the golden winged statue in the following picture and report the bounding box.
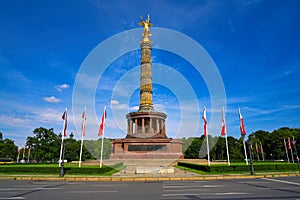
[139,14,153,37]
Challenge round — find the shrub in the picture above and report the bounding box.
[0,163,123,175]
[178,162,298,173]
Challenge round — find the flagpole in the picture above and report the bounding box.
[289,137,294,163]
[256,143,260,161]
[22,144,25,161]
[100,106,106,168]
[59,107,67,167]
[225,133,230,166]
[202,107,210,166]
[17,148,20,163]
[59,132,64,167]
[79,107,86,168]
[239,108,248,165]
[27,149,30,163]
[222,107,230,166]
[292,137,300,170]
[206,135,210,166]
[79,136,84,167]
[284,138,290,163]
[260,142,265,161]
[100,132,105,168]
[243,136,248,165]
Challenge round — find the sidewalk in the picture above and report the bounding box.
[0,171,299,182]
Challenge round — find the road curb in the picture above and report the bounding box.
[1,173,298,182]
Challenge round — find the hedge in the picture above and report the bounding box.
[0,163,123,175]
[178,162,299,173]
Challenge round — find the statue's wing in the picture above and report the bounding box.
[149,23,153,27]
[138,22,144,26]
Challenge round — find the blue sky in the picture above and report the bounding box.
[0,0,300,147]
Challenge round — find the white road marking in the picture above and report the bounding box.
[202,185,225,188]
[262,178,300,186]
[67,190,118,194]
[163,185,224,188]
[0,197,25,200]
[32,182,52,185]
[162,192,250,197]
[0,189,29,191]
[163,185,201,188]
[0,187,62,191]
[164,189,210,192]
[91,184,126,187]
[213,192,251,196]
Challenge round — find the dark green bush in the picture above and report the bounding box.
[178,162,298,173]
[0,163,123,175]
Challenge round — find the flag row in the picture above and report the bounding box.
[201,107,247,137]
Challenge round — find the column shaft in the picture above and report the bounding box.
[142,118,145,133]
[149,118,152,134]
[135,119,138,134]
[129,119,133,134]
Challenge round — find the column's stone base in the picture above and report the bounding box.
[110,138,184,160]
[135,166,175,174]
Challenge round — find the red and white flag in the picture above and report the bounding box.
[288,137,292,150]
[202,107,208,136]
[81,108,86,137]
[62,109,67,137]
[221,107,226,136]
[238,108,246,135]
[284,138,287,149]
[23,143,26,154]
[17,148,20,155]
[98,106,107,136]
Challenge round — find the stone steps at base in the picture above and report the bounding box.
[83,159,212,167]
[84,159,179,167]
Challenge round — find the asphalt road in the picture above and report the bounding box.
[0,177,300,200]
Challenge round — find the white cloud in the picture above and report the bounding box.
[33,108,74,125]
[129,105,139,111]
[55,84,69,92]
[110,100,119,105]
[43,96,61,103]
[0,115,32,128]
[110,99,128,110]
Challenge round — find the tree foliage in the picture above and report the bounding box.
[26,127,60,162]
[64,138,94,162]
[0,131,18,160]
[25,127,95,162]
[2,127,300,163]
[84,139,111,160]
[183,127,300,161]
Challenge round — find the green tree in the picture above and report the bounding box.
[184,137,203,158]
[229,137,245,161]
[211,137,226,160]
[248,127,300,161]
[0,138,18,160]
[64,139,94,161]
[26,127,60,162]
[84,139,111,160]
[64,138,80,161]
